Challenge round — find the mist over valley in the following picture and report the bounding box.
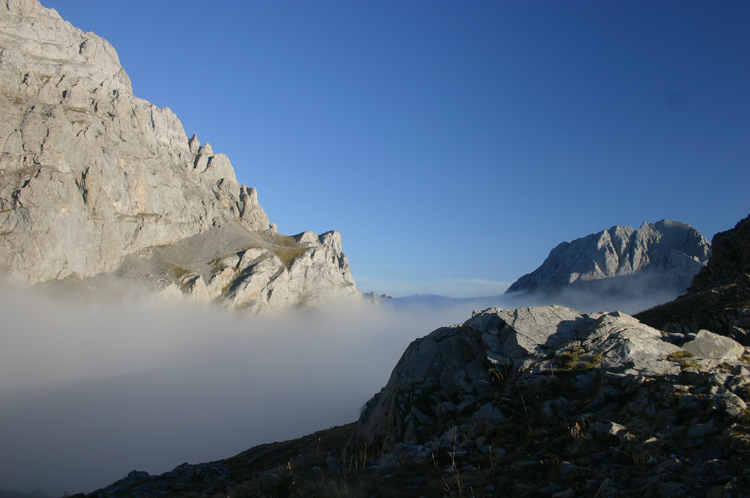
[1,0,749,496]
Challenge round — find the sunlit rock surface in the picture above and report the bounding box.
[0,0,359,310]
[506,220,711,301]
[345,305,687,454]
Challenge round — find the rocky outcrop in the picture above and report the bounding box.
[506,220,711,299]
[362,291,393,302]
[637,214,750,345]
[0,0,359,310]
[346,306,680,455]
[689,214,750,293]
[343,305,750,496]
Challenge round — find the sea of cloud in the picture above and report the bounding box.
[0,287,477,496]
[0,275,681,496]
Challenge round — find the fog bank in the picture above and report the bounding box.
[0,276,677,496]
[0,288,472,496]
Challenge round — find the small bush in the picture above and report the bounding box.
[667,350,695,361]
[679,361,700,370]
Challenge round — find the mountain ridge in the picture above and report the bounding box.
[0,0,359,311]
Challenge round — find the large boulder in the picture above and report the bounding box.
[345,305,685,456]
[682,330,745,361]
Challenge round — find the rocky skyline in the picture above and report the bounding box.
[501,220,712,315]
[40,0,750,298]
[0,0,359,312]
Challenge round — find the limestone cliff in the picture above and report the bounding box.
[506,220,711,299]
[0,0,359,310]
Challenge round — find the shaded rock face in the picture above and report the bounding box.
[506,220,711,298]
[637,214,750,345]
[0,1,359,309]
[690,214,750,292]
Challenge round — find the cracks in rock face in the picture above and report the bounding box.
[75,166,89,204]
[12,183,24,206]
[11,169,37,208]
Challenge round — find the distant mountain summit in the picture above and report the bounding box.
[0,0,359,311]
[506,220,711,300]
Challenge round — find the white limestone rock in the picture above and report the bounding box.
[0,1,361,311]
[207,267,237,299]
[0,0,271,284]
[286,231,361,306]
[180,273,210,303]
[224,255,285,311]
[682,330,745,360]
[238,248,269,270]
[215,230,360,313]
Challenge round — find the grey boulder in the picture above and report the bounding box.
[682,330,745,361]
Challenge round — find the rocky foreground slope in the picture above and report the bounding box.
[506,220,711,307]
[77,216,750,498]
[0,0,359,311]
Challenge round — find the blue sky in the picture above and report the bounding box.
[44,0,750,297]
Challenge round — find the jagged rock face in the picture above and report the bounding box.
[506,220,711,296]
[636,214,750,344]
[690,214,750,292]
[0,0,360,310]
[344,305,748,456]
[0,0,270,284]
[104,221,360,313]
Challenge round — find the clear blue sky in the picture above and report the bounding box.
[44,0,750,297]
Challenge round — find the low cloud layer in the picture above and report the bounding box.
[0,274,679,496]
[0,287,472,496]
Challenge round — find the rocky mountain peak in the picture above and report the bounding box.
[0,1,359,310]
[506,219,711,300]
